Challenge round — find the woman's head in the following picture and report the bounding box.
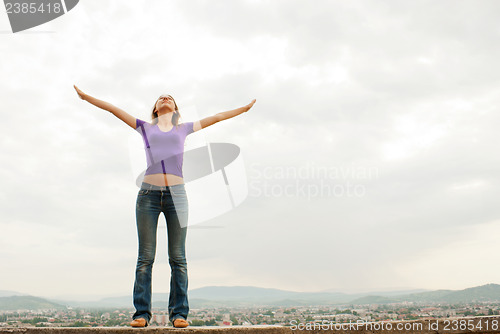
[151,94,180,125]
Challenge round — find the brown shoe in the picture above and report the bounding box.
[173,318,189,328]
[130,318,147,327]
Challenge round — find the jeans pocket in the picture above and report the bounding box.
[138,189,150,196]
[170,185,186,198]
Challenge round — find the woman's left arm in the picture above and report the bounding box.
[193,99,256,132]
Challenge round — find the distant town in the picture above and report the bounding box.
[2,284,500,328]
[1,302,500,328]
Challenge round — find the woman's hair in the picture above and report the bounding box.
[150,94,181,126]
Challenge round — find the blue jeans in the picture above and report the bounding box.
[133,182,189,325]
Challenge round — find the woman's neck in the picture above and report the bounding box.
[156,112,174,127]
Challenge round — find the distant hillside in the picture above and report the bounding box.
[5,283,500,309]
[320,288,428,296]
[189,286,304,301]
[442,284,500,303]
[349,284,500,305]
[0,296,66,310]
[48,286,357,308]
[188,286,357,305]
[0,290,25,298]
[394,289,455,303]
[350,295,398,304]
[156,298,242,309]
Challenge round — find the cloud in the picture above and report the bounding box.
[1,0,500,296]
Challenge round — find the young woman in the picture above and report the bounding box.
[73,85,256,328]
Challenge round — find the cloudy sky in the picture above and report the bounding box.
[1,0,500,301]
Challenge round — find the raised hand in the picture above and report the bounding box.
[245,99,256,112]
[73,85,87,100]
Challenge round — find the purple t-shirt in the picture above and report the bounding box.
[135,118,195,177]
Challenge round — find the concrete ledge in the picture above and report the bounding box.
[0,327,288,334]
[2,316,500,334]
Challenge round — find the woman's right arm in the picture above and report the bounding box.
[74,85,137,129]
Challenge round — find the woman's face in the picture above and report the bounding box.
[156,94,176,113]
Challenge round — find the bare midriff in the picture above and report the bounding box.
[143,173,185,186]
